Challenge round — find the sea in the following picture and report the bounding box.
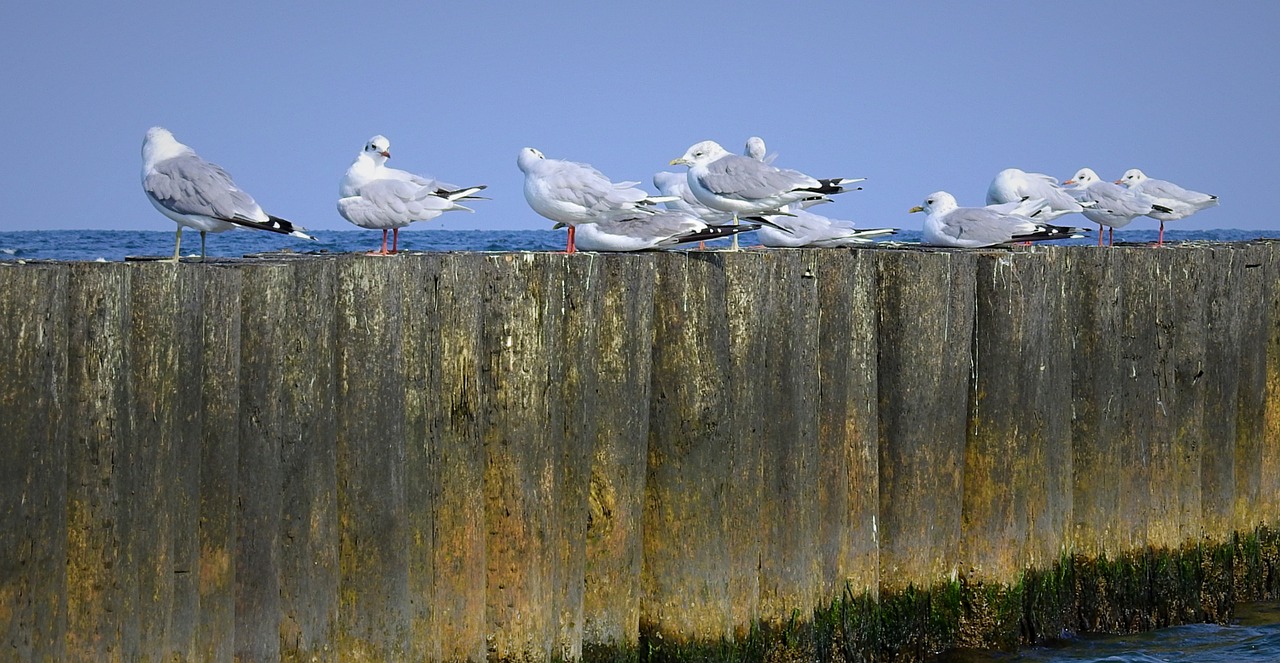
[1,227,1279,262]
[4,226,1280,662]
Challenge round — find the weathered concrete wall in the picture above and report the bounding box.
[0,243,1277,660]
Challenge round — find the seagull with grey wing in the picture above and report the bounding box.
[670,140,864,250]
[567,210,761,252]
[911,191,1085,248]
[1063,168,1172,247]
[518,147,675,254]
[756,205,896,248]
[986,168,1088,222]
[338,135,486,255]
[141,127,314,261]
[1114,168,1218,247]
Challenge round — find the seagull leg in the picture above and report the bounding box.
[367,229,391,256]
[166,226,183,262]
[1097,223,1104,247]
[566,225,576,255]
[1157,221,1165,247]
[1108,227,1114,247]
[199,230,207,262]
[391,228,400,254]
[731,213,740,251]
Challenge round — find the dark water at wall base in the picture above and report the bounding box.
[933,602,1280,662]
[1,228,1279,262]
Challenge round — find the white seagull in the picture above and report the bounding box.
[757,206,896,248]
[652,171,733,224]
[743,136,777,163]
[670,139,864,250]
[986,168,1087,222]
[338,135,485,255]
[1063,168,1172,247]
[911,191,1084,248]
[518,147,673,254]
[566,211,759,252]
[1115,169,1218,246]
[141,127,314,261]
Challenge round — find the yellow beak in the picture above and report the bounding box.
[908,205,924,213]
[669,158,686,166]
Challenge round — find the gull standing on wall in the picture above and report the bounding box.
[518,147,674,254]
[141,127,315,261]
[338,135,486,255]
[670,140,864,250]
[1115,169,1218,246]
[1063,168,1172,247]
[911,191,1084,248]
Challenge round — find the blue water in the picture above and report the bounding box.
[935,601,1280,663]
[1,228,1278,262]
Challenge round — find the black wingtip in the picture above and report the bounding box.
[1152,204,1175,214]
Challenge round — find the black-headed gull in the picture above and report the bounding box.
[518,147,673,254]
[1115,169,1218,246]
[338,135,485,255]
[1063,168,1171,247]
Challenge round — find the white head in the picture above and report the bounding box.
[1064,168,1100,186]
[744,136,767,161]
[670,140,730,167]
[909,191,958,216]
[141,126,193,166]
[1117,168,1148,188]
[517,147,546,174]
[362,135,391,164]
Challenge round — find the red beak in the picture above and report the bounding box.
[380,151,391,158]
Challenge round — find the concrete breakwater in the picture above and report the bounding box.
[1,244,1279,661]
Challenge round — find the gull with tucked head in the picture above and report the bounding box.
[518,147,674,254]
[986,168,1087,222]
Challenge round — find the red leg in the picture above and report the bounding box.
[1097,223,1104,247]
[367,229,391,255]
[565,225,576,254]
[1158,221,1165,247]
[391,228,400,254]
[1108,227,1114,247]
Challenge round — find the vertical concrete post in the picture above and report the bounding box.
[335,258,409,658]
[814,249,880,598]
[63,264,131,660]
[0,265,69,661]
[402,254,488,661]
[643,253,738,642]
[196,265,243,663]
[875,249,976,589]
[963,251,1072,579]
[576,255,655,651]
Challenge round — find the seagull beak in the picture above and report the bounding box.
[380,151,391,158]
[908,205,924,213]
[1113,179,1123,185]
[669,157,687,166]
[1062,179,1076,185]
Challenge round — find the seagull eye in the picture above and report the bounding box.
[927,199,934,205]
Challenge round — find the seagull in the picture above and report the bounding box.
[1063,168,1172,247]
[141,127,314,261]
[1115,169,1218,246]
[652,171,732,223]
[518,147,673,254]
[910,191,1084,248]
[743,136,777,163]
[756,206,896,248]
[338,135,485,255]
[564,210,760,252]
[986,168,1088,222]
[670,139,864,250]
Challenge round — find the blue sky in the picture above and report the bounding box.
[2,2,1276,234]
